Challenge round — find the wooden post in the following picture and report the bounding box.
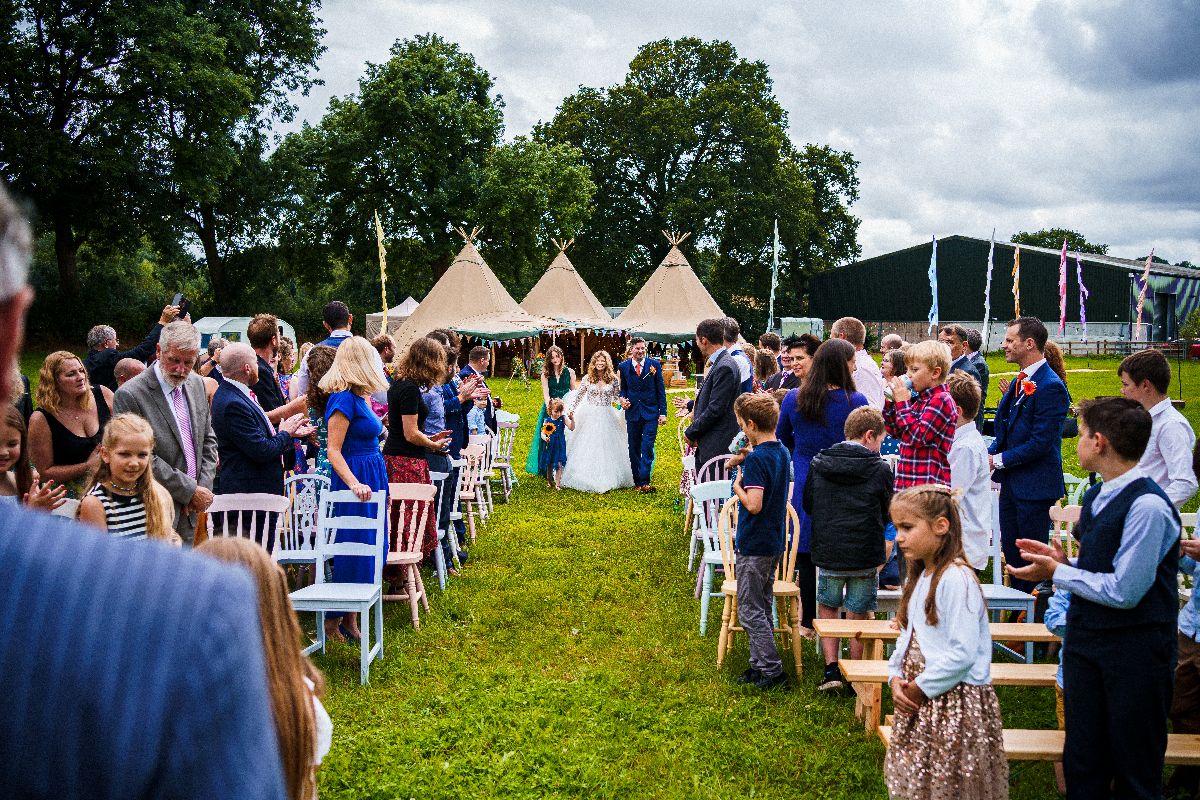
[580,329,587,373]
[489,343,496,376]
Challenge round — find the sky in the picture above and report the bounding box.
[282,0,1200,265]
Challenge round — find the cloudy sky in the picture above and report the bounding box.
[283,0,1200,264]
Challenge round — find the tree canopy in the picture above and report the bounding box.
[1011,228,1108,255]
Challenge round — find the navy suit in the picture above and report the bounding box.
[989,360,1071,591]
[212,382,295,496]
[685,349,742,473]
[618,357,668,486]
[457,365,496,433]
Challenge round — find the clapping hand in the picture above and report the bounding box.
[280,413,316,438]
[1181,538,1200,559]
[24,478,67,511]
[1005,537,1068,583]
[458,374,481,403]
[998,377,1011,394]
[430,430,452,451]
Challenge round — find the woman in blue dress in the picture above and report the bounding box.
[776,338,868,632]
[320,337,389,644]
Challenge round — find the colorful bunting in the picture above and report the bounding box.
[1011,245,1021,317]
[1076,253,1089,340]
[982,229,994,350]
[1058,239,1068,335]
[1135,248,1154,339]
[927,236,939,334]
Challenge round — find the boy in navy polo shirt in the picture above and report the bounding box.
[1009,397,1180,800]
[730,393,792,690]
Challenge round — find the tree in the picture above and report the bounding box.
[274,34,504,299]
[475,137,595,298]
[537,37,859,333]
[1011,228,1108,255]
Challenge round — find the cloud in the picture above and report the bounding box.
[282,0,1200,266]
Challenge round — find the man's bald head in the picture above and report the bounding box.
[219,342,259,386]
[114,358,146,387]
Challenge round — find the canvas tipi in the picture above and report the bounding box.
[392,227,553,352]
[520,239,617,330]
[366,296,420,337]
[611,231,724,342]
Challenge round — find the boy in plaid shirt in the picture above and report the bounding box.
[882,340,957,487]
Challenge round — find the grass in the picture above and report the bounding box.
[16,351,1196,797]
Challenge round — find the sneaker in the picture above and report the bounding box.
[818,663,844,693]
[754,671,790,691]
[735,667,761,685]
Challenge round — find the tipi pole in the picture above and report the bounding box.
[490,344,496,376]
[580,329,587,373]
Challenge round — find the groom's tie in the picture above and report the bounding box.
[635,361,642,377]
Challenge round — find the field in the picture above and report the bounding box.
[17,351,1196,798]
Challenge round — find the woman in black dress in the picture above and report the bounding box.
[28,351,113,498]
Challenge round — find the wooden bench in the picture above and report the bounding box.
[839,660,1057,732]
[813,619,1058,661]
[877,726,1200,765]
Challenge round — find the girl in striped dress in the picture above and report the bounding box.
[78,413,178,544]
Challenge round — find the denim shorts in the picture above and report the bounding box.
[816,570,878,614]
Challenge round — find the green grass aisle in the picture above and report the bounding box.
[314,380,892,799]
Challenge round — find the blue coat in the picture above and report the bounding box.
[617,357,667,422]
[211,382,295,495]
[988,360,1071,502]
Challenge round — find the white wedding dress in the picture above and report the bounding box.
[560,378,635,493]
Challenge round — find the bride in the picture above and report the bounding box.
[560,350,634,493]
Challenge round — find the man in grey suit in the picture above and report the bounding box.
[685,318,742,471]
[114,320,217,544]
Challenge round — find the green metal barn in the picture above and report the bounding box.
[808,235,1200,342]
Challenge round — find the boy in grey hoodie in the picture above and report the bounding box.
[803,406,895,691]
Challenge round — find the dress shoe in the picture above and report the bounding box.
[735,667,761,685]
[754,671,790,691]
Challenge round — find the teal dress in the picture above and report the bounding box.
[526,369,573,474]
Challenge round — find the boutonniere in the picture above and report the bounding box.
[1022,379,1037,396]
[649,366,657,376]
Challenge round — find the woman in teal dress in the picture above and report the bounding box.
[525,345,577,475]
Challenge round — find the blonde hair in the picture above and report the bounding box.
[548,398,565,416]
[586,350,616,385]
[36,351,91,415]
[196,537,321,800]
[319,336,388,396]
[905,340,951,383]
[85,413,173,541]
[890,485,976,629]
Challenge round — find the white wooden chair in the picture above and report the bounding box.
[468,433,495,522]
[289,489,387,684]
[1180,513,1198,606]
[691,479,733,635]
[384,482,436,630]
[428,469,453,589]
[1062,473,1089,505]
[205,493,291,553]
[492,420,520,500]
[455,444,486,543]
[276,474,330,575]
[696,454,733,484]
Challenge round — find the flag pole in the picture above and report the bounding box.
[767,218,780,333]
[374,210,388,333]
[982,229,995,351]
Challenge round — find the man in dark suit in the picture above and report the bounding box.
[618,337,668,492]
[247,313,287,414]
[685,318,742,471]
[84,304,181,391]
[939,323,982,387]
[764,336,806,391]
[989,316,1071,593]
[966,328,991,424]
[459,345,498,433]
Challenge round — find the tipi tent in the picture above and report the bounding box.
[520,239,617,330]
[366,296,420,337]
[392,227,553,352]
[611,231,724,342]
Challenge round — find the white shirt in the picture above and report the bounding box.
[949,424,992,569]
[888,565,993,698]
[726,345,751,382]
[290,329,388,404]
[225,376,275,433]
[1138,398,1197,508]
[853,348,886,409]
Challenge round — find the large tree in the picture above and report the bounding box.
[1011,228,1108,255]
[538,37,859,332]
[274,34,504,297]
[475,136,595,299]
[0,0,323,307]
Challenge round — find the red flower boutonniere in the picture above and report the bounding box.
[1022,379,1037,396]
[649,366,657,376]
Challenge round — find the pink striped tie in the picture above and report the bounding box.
[170,386,197,480]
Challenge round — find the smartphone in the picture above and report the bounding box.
[171,293,190,317]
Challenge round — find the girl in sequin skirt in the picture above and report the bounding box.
[884,485,1007,800]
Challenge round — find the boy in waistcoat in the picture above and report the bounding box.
[1009,397,1180,800]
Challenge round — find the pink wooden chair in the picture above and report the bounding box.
[205,493,291,554]
[384,482,437,630]
[696,454,733,484]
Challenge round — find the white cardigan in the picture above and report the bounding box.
[887,564,992,698]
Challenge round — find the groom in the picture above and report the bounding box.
[618,337,667,493]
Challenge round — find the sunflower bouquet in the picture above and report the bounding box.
[540,420,556,443]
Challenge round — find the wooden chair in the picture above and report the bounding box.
[1050,504,1082,558]
[455,444,486,543]
[715,497,804,677]
[428,469,458,587]
[384,482,436,629]
[276,474,330,578]
[205,493,291,554]
[289,489,387,684]
[1062,472,1089,505]
[691,479,733,635]
[697,454,733,484]
[468,433,495,522]
[877,726,1200,765]
[678,419,699,536]
[492,420,520,500]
